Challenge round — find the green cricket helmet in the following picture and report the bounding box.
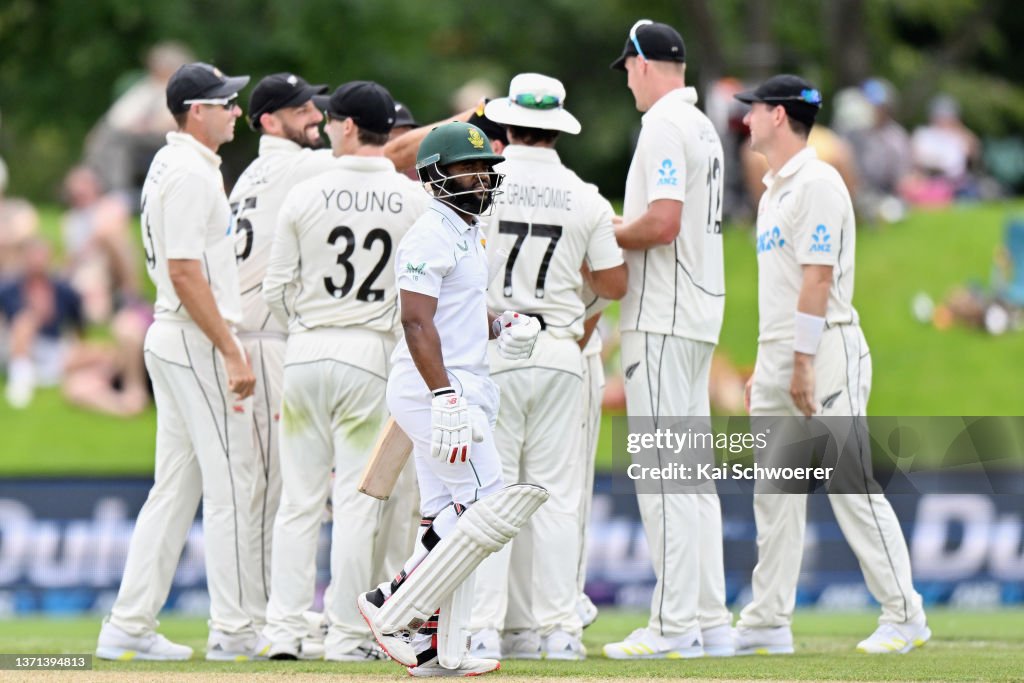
[416,121,505,215]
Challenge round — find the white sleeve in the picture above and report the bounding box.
[638,116,688,205]
[263,192,301,327]
[793,180,846,266]
[584,192,625,272]
[394,221,451,298]
[163,171,212,260]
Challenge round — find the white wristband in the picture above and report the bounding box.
[793,312,826,355]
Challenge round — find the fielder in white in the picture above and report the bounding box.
[261,80,426,662]
[468,73,626,661]
[96,63,268,662]
[733,74,930,655]
[228,72,334,631]
[356,121,547,678]
[603,20,734,660]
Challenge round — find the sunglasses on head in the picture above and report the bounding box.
[183,96,239,111]
[513,93,561,110]
[629,18,654,62]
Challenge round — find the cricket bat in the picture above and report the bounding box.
[358,417,413,500]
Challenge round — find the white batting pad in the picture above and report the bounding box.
[375,484,549,633]
[437,570,475,669]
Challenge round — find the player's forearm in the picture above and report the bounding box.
[403,319,450,390]
[614,202,682,250]
[586,263,628,300]
[796,264,832,317]
[578,312,602,350]
[169,259,241,358]
[794,264,833,360]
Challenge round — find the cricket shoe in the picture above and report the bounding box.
[733,625,794,655]
[542,630,586,660]
[469,628,501,659]
[326,639,388,662]
[603,627,703,659]
[408,655,500,677]
[206,628,271,661]
[356,590,417,667]
[701,624,736,657]
[576,594,599,629]
[501,629,541,660]
[266,639,323,661]
[301,610,327,659]
[856,621,932,654]
[96,619,193,661]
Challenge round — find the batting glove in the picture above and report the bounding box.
[493,311,541,360]
[431,388,473,463]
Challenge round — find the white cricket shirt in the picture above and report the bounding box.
[263,155,429,335]
[141,132,241,324]
[487,145,623,340]
[392,199,491,376]
[620,87,725,344]
[754,147,860,344]
[229,136,337,333]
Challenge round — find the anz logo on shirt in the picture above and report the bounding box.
[809,224,832,253]
[756,226,785,255]
[656,159,678,186]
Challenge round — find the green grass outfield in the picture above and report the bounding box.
[2,202,1023,475]
[0,609,1021,681]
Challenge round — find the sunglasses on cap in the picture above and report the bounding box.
[513,93,561,110]
[183,95,239,111]
[629,18,654,62]
[764,89,823,106]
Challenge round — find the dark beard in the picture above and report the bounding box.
[282,123,322,149]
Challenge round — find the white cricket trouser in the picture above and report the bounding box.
[740,325,925,628]
[621,331,732,637]
[386,363,504,517]
[110,320,260,636]
[239,331,285,625]
[577,346,604,595]
[264,328,415,653]
[472,335,585,637]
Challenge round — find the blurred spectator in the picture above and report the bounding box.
[706,78,753,222]
[830,85,875,137]
[846,78,912,223]
[904,95,981,204]
[0,156,40,277]
[1,239,84,408]
[0,237,150,414]
[83,41,194,204]
[60,165,136,323]
[450,78,498,114]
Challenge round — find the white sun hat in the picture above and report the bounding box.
[484,73,581,135]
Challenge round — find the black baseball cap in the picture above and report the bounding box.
[467,99,508,146]
[313,81,396,134]
[393,102,419,129]
[734,74,823,127]
[248,73,328,129]
[610,20,686,70]
[166,62,250,114]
